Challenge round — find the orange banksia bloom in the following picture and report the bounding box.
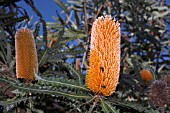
[139,69,153,82]
[76,59,81,71]
[15,28,38,80]
[86,15,121,96]
[47,35,57,48]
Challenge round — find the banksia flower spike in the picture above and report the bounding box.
[47,36,57,48]
[76,58,81,71]
[148,80,167,107]
[139,69,153,82]
[86,15,120,96]
[15,28,38,80]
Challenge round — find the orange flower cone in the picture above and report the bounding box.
[139,69,153,82]
[47,35,57,48]
[86,15,121,96]
[15,28,38,80]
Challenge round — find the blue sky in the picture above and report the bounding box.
[17,0,68,35]
[17,0,65,23]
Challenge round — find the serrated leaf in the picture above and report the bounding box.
[34,71,89,92]
[0,75,91,99]
[0,97,32,106]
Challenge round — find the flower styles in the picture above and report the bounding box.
[15,28,38,80]
[86,15,121,96]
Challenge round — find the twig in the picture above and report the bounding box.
[95,5,103,19]
[84,0,88,34]
[81,0,89,72]
[88,101,97,113]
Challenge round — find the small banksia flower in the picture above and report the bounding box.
[163,76,170,87]
[15,28,38,80]
[139,69,153,82]
[86,15,120,96]
[47,35,57,48]
[148,80,167,107]
[76,59,81,71]
[163,76,170,105]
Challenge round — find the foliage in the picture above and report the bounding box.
[0,0,170,113]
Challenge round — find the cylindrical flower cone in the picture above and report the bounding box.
[86,15,121,96]
[15,28,38,80]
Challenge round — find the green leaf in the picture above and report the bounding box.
[67,0,82,5]
[0,76,91,99]
[108,98,148,112]
[64,63,82,85]
[147,109,160,113]
[0,44,6,63]
[34,72,89,92]
[100,98,119,113]
[1,16,28,26]
[6,42,12,65]
[0,97,32,106]
[0,13,17,19]
[63,29,87,39]
[100,98,109,113]
[54,0,69,14]
[104,101,119,113]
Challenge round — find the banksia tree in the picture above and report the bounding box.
[15,28,38,80]
[86,15,120,96]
